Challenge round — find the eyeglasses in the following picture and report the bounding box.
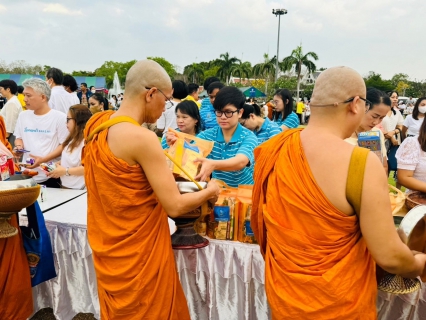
[145,87,173,105]
[310,96,372,113]
[66,117,74,123]
[215,110,239,118]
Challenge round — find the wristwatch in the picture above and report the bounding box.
[66,167,70,176]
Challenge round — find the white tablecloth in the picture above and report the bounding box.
[22,193,426,320]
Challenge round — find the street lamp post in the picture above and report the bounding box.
[272,9,287,82]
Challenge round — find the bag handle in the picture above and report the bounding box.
[86,116,140,143]
[346,147,370,215]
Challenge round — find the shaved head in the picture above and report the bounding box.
[125,59,172,98]
[311,66,366,107]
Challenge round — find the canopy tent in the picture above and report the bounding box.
[238,86,266,98]
[0,74,106,90]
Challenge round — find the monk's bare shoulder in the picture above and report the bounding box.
[107,123,161,165]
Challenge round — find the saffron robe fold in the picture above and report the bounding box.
[83,111,190,320]
[0,115,33,320]
[252,129,377,319]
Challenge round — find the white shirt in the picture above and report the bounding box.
[14,109,68,183]
[60,140,85,189]
[403,115,424,137]
[0,96,22,134]
[49,86,78,114]
[381,108,404,144]
[396,137,426,193]
[157,100,178,137]
[70,92,80,106]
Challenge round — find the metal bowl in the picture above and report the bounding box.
[0,174,37,190]
[176,181,207,193]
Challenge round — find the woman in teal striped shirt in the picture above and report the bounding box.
[240,103,282,144]
[272,88,300,130]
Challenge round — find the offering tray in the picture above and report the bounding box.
[0,175,40,238]
[378,205,426,294]
[170,181,210,250]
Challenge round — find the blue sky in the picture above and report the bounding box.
[1,0,425,80]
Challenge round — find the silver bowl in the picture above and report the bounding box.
[0,174,37,190]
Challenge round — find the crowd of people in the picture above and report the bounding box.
[1,59,426,319]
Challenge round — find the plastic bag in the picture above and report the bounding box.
[166,128,214,180]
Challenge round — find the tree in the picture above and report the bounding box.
[184,63,204,84]
[215,52,241,85]
[364,72,394,93]
[281,45,319,101]
[72,70,96,77]
[391,73,409,87]
[252,54,277,96]
[396,81,410,96]
[147,57,176,79]
[230,61,252,85]
[95,60,137,88]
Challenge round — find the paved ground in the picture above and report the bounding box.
[30,308,97,320]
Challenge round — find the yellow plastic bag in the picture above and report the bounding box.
[389,184,406,216]
[166,128,214,180]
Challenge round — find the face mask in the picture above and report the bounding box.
[91,89,96,93]
[419,106,426,114]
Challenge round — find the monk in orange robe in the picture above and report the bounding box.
[0,115,33,319]
[252,67,426,319]
[83,60,219,319]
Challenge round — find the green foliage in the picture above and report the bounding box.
[214,52,241,84]
[364,72,394,92]
[273,76,298,91]
[72,70,96,77]
[280,45,319,100]
[147,57,176,79]
[228,82,244,88]
[391,73,409,87]
[183,63,204,84]
[203,66,220,80]
[95,60,137,88]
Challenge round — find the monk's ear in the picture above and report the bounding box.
[145,87,155,103]
[348,96,361,114]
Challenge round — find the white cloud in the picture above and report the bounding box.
[43,4,82,15]
[0,4,7,12]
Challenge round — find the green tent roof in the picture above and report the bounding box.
[238,86,266,98]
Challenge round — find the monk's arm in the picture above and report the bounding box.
[134,131,218,218]
[397,169,426,193]
[360,153,426,277]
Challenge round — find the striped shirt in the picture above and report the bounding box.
[199,98,218,130]
[197,124,258,187]
[256,118,282,144]
[274,112,300,128]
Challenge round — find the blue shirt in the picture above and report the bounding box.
[199,98,218,130]
[274,112,299,128]
[255,118,282,144]
[197,124,258,187]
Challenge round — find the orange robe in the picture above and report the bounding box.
[252,129,377,319]
[0,116,33,319]
[83,111,190,320]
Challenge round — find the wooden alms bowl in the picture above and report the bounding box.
[0,176,40,238]
[406,192,426,210]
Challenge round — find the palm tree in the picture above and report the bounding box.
[183,63,204,84]
[281,45,319,101]
[230,61,252,85]
[215,52,241,85]
[252,53,277,95]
